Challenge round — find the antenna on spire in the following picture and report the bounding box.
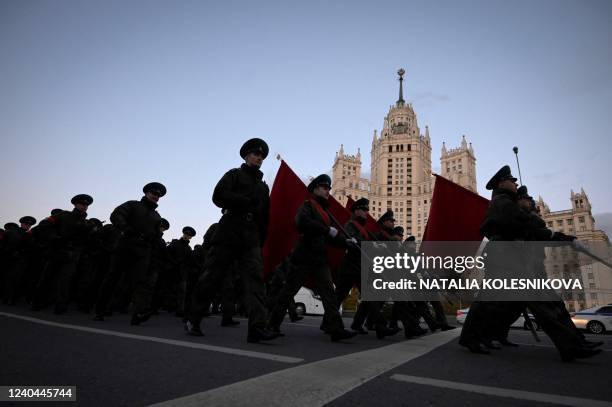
[397,68,405,106]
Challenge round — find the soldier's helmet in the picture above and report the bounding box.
[378,210,395,224]
[88,218,103,229]
[143,182,167,197]
[351,198,369,212]
[307,174,332,192]
[160,218,170,230]
[71,194,94,206]
[19,216,37,226]
[182,226,196,237]
[517,185,531,199]
[485,165,517,190]
[240,138,269,159]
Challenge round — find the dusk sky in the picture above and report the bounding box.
[1,0,611,241]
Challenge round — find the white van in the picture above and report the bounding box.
[294,287,332,316]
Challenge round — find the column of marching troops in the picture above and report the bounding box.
[0,138,604,362]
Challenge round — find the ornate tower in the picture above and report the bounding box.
[440,135,477,191]
[369,69,433,239]
[331,144,368,206]
[571,188,595,235]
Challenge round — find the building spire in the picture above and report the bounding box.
[397,68,405,106]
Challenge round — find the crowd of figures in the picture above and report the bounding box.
[0,187,219,324]
[0,138,604,362]
[459,165,604,362]
[0,138,454,346]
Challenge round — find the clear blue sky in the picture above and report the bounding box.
[1,0,611,241]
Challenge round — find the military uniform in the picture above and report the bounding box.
[32,195,93,313]
[332,200,401,338]
[186,139,277,342]
[94,183,164,325]
[167,226,196,317]
[350,211,396,333]
[460,167,601,361]
[2,217,36,304]
[268,174,357,342]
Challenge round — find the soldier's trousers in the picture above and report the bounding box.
[390,301,423,331]
[95,244,152,316]
[3,254,26,303]
[527,301,582,354]
[32,250,81,309]
[459,300,490,345]
[334,263,386,330]
[268,260,344,333]
[190,245,266,330]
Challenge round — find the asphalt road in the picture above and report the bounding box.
[1,304,610,407]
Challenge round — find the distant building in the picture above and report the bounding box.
[537,190,611,310]
[331,69,476,241]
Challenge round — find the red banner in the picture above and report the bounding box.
[422,174,489,242]
[262,160,351,279]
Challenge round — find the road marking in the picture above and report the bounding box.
[511,342,611,352]
[0,312,302,364]
[149,328,460,407]
[389,374,612,407]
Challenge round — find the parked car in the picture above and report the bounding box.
[571,304,612,334]
[456,307,540,330]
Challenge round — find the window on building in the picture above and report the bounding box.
[578,216,585,223]
[556,220,563,226]
[567,219,573,225]
[407,145,411,151]
[388,146,393,153]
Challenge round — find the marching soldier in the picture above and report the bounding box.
[32,195,93,313]
[2,216,36,304]
[333,198,399,339]
[168,226,196,318]
[516,186,603,353]
[267,174,357,342]
[185,138,278,343]
[351,210,395,334]
[460,166,601,362]
[94,182,165,325]
[150,218,171,314]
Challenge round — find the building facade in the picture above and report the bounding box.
[537,190,611,310]
[331,69,477,240]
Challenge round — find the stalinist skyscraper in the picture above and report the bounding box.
[331,69,477,240]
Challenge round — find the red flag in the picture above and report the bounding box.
[422,175,489,242]
[263,160,351,279]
